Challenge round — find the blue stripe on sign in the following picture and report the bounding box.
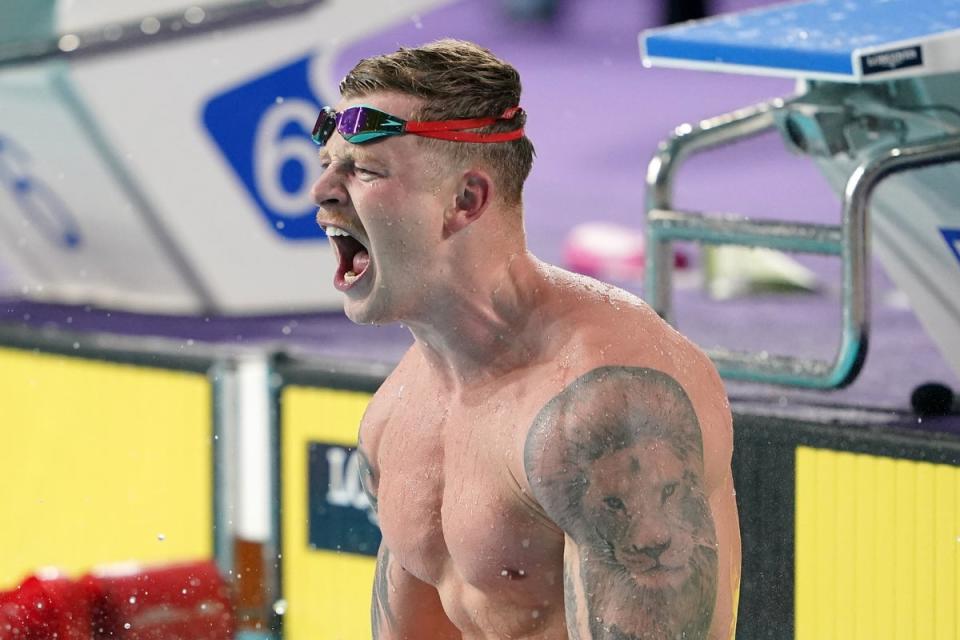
[941,228,960,270]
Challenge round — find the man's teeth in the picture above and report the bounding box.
[326,227,353,237]
[344,271,359,284]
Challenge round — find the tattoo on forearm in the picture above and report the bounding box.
[525,367,719,639]
[371,546,396,639]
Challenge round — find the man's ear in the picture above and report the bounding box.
[444,170,492,237]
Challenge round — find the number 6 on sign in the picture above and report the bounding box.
[253,99,323,217]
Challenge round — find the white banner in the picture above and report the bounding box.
[0,0,448,314]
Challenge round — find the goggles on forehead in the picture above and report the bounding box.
[311,104,525,146]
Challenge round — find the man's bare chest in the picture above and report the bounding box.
[365,393,563,589]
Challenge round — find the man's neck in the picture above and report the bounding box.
[405,250,554,395]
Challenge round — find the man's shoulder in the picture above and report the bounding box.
[522,365,711,519]
[521,348,728,466]
[545,269,684,353]
[550,275,725,411]
[524,350,731,503]
[527,365,702,441]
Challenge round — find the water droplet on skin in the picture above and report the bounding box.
[129,596,136,604]
[124,623,131,630]
[531,609,540,619]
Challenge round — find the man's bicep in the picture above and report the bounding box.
[525,366,719,639]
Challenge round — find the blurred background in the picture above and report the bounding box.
[2,0,959,638]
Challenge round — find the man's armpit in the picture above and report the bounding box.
[525,366,718,639]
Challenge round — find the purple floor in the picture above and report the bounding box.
[3,0,959,425]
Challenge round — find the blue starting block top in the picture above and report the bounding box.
[641,0,960,82]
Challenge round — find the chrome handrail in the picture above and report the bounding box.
[645,100,784,323]
[645,96,960,389]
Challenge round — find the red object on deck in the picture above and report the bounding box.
[0,561,234,640]
[89,561,234,640]
[0,573,96,640]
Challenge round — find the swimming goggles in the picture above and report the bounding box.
[311,104,525,146]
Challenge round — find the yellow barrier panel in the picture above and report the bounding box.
[281,385,376,640]
[0,346,212,587]
[796,446,960,640]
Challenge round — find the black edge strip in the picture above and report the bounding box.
[0,322,218,372]
[274,352,391,392]
[733,411,960,465]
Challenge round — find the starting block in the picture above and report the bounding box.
[640,0,960,388]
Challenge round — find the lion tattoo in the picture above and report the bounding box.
[526,366,718,639]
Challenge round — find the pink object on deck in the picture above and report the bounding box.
[563,222,647,281]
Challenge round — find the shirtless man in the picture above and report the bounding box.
[310,39,740,639]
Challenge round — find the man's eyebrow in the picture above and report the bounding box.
[318,148,386,169]
[349,148,385,165]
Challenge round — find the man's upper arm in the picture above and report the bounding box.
[524,366,719,639]
[370,543,461,640]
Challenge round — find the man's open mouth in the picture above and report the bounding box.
[326,227,371,291]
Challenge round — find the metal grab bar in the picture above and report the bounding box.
[645,98,960,389]
[647,211,844,255]
[645,100,785,323]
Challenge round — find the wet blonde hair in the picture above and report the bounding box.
[339,39,535,206]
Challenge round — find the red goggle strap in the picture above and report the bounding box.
[410,128,526,142]
[403,107,524,142]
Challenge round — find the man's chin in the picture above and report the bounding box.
[343,303,375,325]
[343,298,393,326]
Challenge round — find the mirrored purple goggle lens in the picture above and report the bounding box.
[312,106,392,145]
[336,107,368,135]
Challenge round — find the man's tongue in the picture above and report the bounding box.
[351,249,370,276]
[344,248,370,285]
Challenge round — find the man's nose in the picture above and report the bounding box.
[310,167,347,207]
